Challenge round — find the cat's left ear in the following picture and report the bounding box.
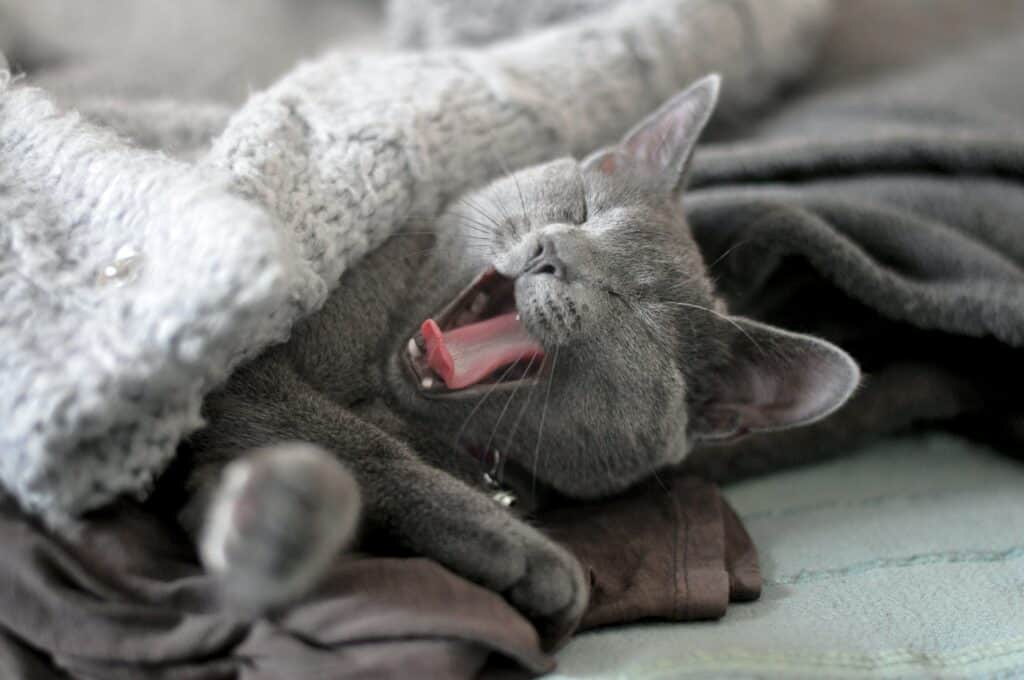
[688,317,861,442]
[584,74,720,196]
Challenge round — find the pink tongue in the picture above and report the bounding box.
[421,313,544,389]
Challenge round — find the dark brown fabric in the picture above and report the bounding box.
[0,491,549,680]
[0,473,757,679]
[541,475,760,631]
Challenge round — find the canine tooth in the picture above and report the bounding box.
[421,377,434,389]
[515,314,521,321]
[407,338,421,357]
[492,490,517,507]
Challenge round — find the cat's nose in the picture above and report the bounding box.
[523,236,566,280]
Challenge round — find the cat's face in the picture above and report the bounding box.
[398,76,860,498]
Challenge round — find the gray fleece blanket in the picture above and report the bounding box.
[684,36,1024,480]
[0,0,834,523]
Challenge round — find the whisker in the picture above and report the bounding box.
[488,176,515,227]
[621,295,664,333]
[405,207,496,240]
[459,194,504,232]
[651,467,673,500]
[390,231,484,244]
[705,238,749,271]
[494,152,530,235]
[452,358,524,457]
[453,212,498,234]
[656,300,764,354]
[500,354,544,481]
[482,353,538,475]
[530,344,559,500]
[405,243,486,257]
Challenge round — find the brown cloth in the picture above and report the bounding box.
[0,474,759,679]
[543,475,760,630]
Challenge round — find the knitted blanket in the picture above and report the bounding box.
[0,0,835,523]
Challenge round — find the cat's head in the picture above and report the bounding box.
[401,75,860,498]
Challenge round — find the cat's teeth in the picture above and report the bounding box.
[421,377,434,389]
[407,338,421,358]
[515,314,521,322]
[492,489,517,507]
[470,293,488,314]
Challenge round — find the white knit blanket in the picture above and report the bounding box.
[0,0,834,523]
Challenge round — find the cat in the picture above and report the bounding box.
[161,74,860,642]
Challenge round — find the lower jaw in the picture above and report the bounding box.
[384,356,640,505]
[398,337,546,400]
[386,348,429,411]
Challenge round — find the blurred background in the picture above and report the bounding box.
[2,0,1023,106]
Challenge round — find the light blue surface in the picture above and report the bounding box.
[551,434,1024,679]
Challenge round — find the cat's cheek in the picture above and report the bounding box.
[663,423,694,466]
[659,376,694,466]
[514,277,557,345]
[563,288,616,342]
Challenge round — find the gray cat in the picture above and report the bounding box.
[164,75,859,641]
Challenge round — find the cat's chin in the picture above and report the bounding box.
[399,266,549,399]
[502,441,680,502]
[538,471,642,501]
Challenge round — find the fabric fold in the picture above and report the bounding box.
[541,476,760,631]
[0,472,758,680]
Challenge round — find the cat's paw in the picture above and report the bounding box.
[436,515,588,649]
[199,443,360,613]
[399,481,589,648]
[501,528,589,648]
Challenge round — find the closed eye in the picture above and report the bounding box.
[604,286,627,300]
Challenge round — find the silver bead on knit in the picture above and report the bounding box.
[98,244,143,286]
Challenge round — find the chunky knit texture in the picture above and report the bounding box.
[388,0,619,48]
[0,0,834,524]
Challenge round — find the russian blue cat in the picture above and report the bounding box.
[164,75,859,640]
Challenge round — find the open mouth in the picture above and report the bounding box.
[405,268,546,395]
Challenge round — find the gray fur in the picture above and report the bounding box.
[171,77,859,638]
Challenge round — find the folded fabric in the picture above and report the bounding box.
[682,36,1024,482]
[542,475,760,630]
[0,473,758,679]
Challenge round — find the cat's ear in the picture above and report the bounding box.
[688,317,860,442]
[583,74,720,196]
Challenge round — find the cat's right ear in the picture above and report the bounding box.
[583,74,720,196]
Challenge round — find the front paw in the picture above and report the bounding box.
[423,513,589,648]
[502,528,590,648]
[199,443,360,612]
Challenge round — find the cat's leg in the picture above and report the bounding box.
[364,451,589,645]
[196,443,361,612]
[187,358,587,644]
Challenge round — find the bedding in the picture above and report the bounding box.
[553,434,1024,679]
[682,34,1024,481]
[0,473,757,679]
[2,1,1023,678]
